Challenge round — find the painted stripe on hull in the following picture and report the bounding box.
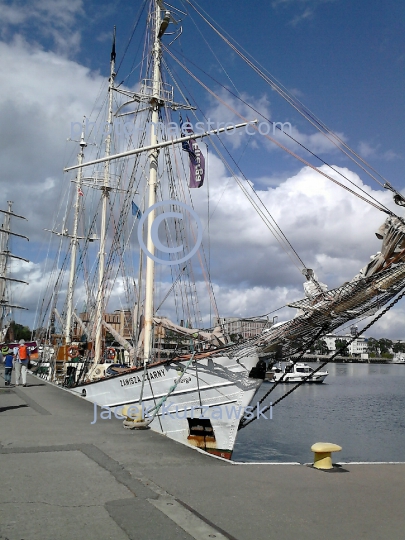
[205,448,233,460]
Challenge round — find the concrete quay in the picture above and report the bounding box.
[1,370,404,540]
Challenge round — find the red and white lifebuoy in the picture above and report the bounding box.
[67,347,79,358]
[106,347,116,360]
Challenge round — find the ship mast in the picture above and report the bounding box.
[94,28,116,363]
[0,202,12,312]
[0,201,29,337]
[62,1,250,367]
[65,123,87,344]
[143,2,162,364]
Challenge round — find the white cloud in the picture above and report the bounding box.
[289,88,305,98]
[0,38,106,238]
[279,125,347,155]
[362,306,405,340]
[272,0,337,8]
[203,87,347,157]
[193,157,392,285]
[382,149,401,161]
[358,141,378,158]
[358,141,401,162]
[0,0,84,54]
[5,258,63,329]
[0,3,26,24]
[290,7,314,26]
[271,0,338,26]
[204,89,271,150]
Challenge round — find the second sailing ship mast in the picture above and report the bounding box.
[0,202,29,339]
[94,28,116,364]
[65,125,87,345]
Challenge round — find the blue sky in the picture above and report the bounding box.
[2,0,404,181]
[71,0,405,182]
[1,0,404,338]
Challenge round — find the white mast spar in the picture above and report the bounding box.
[94,28,116,364]
[143,2,162,365]
[65,123,87,345]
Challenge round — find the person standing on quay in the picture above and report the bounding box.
[4,347,14,386]
[15,339,30,387]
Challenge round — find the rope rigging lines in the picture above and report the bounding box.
[164,45,393,217]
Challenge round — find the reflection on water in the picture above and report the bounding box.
[233,363,405,463]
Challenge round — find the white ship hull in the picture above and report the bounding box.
[68,353,263,459]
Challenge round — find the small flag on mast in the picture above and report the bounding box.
[111,26,116,62]
[132,201,141,218]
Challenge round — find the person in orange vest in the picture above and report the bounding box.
[15,339,30,387]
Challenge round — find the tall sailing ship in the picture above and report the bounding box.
[35,0,405,459]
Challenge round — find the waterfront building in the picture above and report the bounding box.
[214,317,270,340]
[77,309,133,340]
[323,333,368,357]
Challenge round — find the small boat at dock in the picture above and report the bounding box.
[265,362,328,383]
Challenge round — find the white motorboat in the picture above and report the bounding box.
[266,362,328,383]
[391,355,405,364]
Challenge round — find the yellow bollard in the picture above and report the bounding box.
[122,404,150,429]
[122,404,143,423]
[311,442,342,469]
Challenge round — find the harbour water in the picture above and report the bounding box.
[233,363,405,463]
